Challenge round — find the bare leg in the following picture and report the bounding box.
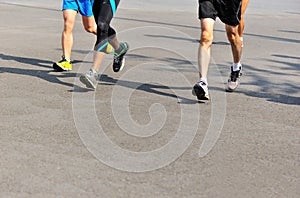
[192,18,214,100]
[226,25,243,91]
[91,35,121,72]
[62,10,77,60]
[82,15,97,35]
[238,0,249,37]
[91,51,105,71]
[198,18,215,80]
[82,15,99,70]
[238,16,245,38]
[226,25,242,64]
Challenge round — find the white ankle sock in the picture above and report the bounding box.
[90,68,98,74]
[200,77,208,85]
[232,62,242,71]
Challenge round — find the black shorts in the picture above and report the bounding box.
[198,0,242,26]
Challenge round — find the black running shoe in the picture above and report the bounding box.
[226,66,242,92]
[113,42,129,72]
[192,81,210,100]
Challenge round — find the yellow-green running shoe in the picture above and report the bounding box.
[53,56,72,71]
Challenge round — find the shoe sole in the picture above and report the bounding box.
[192,84,209,100]
[226,79,240,92]
[119,57,125,71]
[113,43,128,72]
[53,63,72,72]
[227,69,242,92]
[226,86,238,92]
[79,75,96,89]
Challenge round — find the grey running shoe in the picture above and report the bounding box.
[113,42,129,72]
[79,69,98,89]
[226,66,242,92]
[192,81,210,100]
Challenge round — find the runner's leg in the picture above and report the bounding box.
[238,0,249,38]
[226,24,243,91]
[226,25,242,64]
[92,0,120,71]
[82,15,97,35]
[62,9,77,61]
[198,18,215,81]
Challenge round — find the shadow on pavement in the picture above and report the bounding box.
[278,30,300,34]
[115,16,199,30]
[126,53,197,73]
[144,34,198,43]
[215,60,300,106]
[0,2,59,12]
[73,74,198,104]
[241,90,300,105]
[0,53,77,88]
[144,34,229,46]
[1,53,298,105]
[238,58,299,106]
[116,16,300,45]
[213,29,300,44]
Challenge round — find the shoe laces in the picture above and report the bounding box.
[114,43,128,57]
[60,55,71,63]
[198,81,209,95]
[87,69,93,76]
[113,56,120,64]
[87,69,98,78]
[199,81,207,86]
[230,68,242,82]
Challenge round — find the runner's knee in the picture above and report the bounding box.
[226,28,239,43]
[97,21,109,34]
[63,20,74,33]
[84,24,95,33]
[201,30,213,47]
[94,21,109,51]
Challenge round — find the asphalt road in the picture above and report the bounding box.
[0,0,299,197]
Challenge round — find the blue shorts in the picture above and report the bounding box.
[62,0,94,17]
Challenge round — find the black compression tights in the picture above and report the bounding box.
[93,0,120,52]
